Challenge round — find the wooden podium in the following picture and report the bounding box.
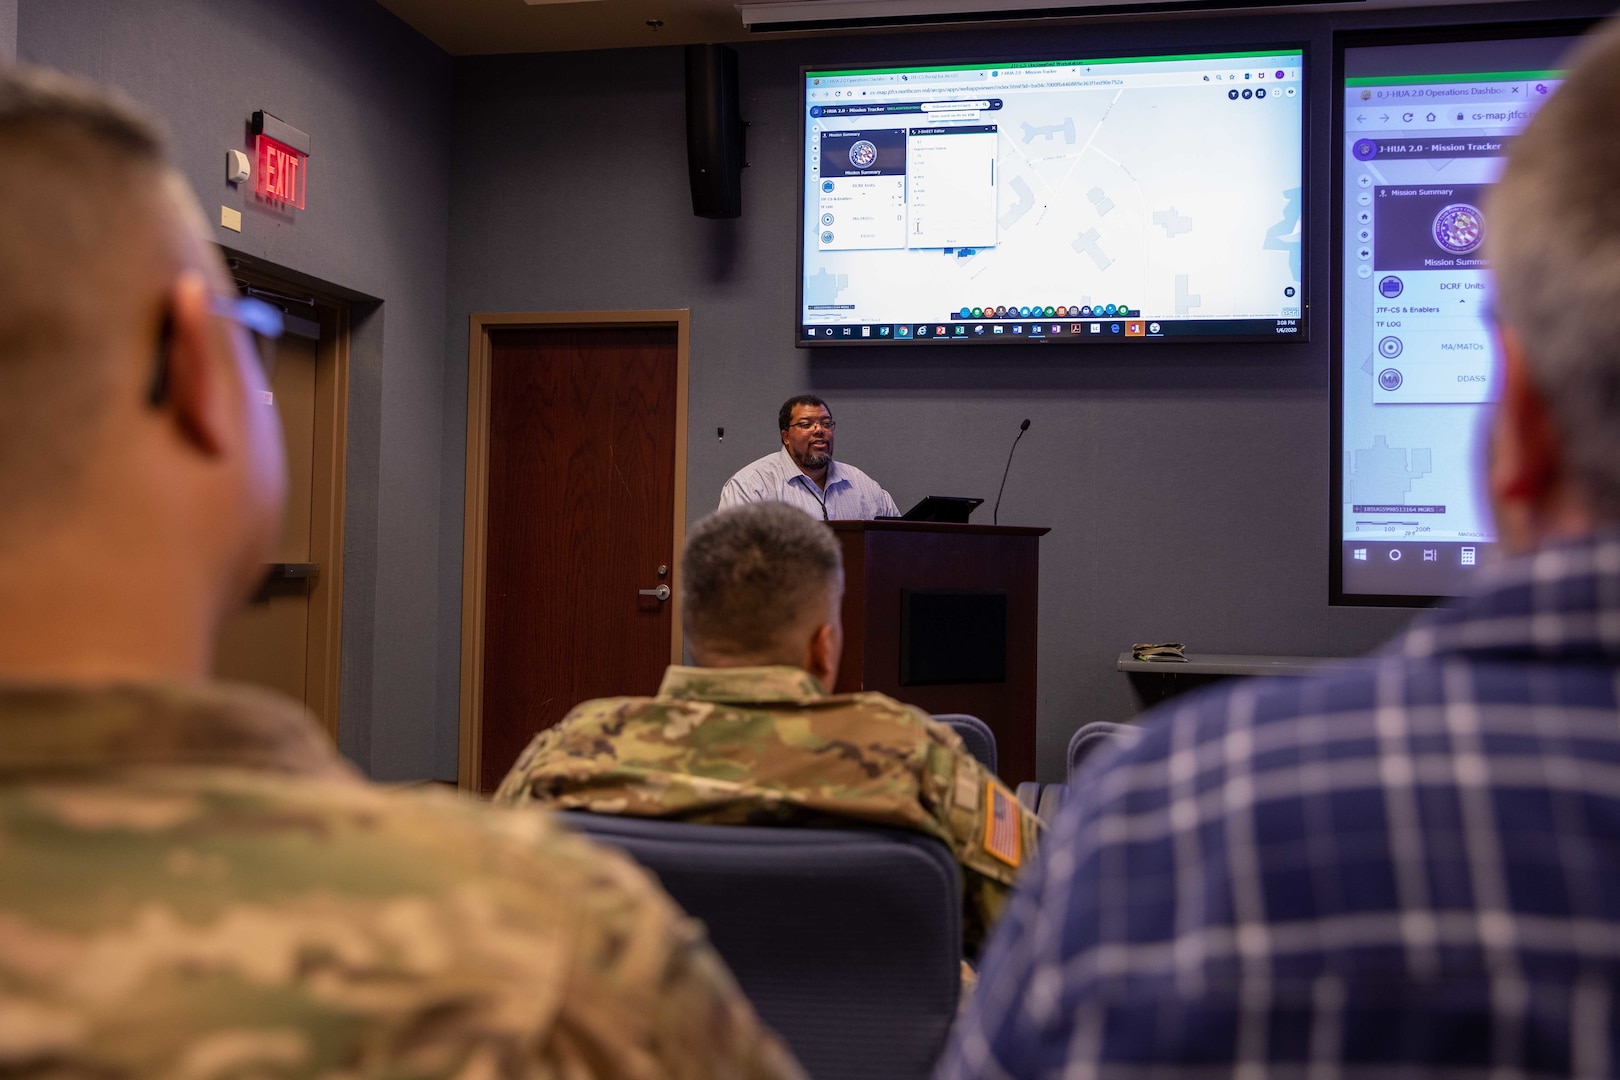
[829,521,1048,783]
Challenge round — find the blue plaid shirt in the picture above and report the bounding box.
[940,531,1620,1080]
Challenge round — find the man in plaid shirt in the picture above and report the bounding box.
[941,21,1620,1080]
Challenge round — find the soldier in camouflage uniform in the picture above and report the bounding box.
[496,503,1041,955]
[0,66,801,1079]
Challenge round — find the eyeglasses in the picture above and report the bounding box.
[789,418,836,431]
[148,294,286,406]
[219,295,286,371]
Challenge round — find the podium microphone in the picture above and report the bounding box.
[993,419,1031,525]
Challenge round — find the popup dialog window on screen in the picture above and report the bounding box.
[801,50,1305,345]
[1337,34,1576,600]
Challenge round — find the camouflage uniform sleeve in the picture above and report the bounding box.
[492,705,584,804]
[0,768,805,1080]
[912,715,1043,955]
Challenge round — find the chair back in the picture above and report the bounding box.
[566,814,962,1080]
[1067,721,1134,783]
[933,713,997,774]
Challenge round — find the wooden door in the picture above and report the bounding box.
[211,266,348,738]
[477,326,680,791]
[215,331,318,704]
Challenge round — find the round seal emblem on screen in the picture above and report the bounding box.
[848,140,878,169]
[1433,203,1485,254]
[1352,139,1377,161]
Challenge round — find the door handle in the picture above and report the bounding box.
[639,585,672,602]
[251,562,317,604]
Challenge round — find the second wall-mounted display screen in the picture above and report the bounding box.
[799,48,1306,345]
[1335,30,1578,602]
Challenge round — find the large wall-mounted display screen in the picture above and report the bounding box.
[799,49,1305,346]
[1334,29,1580,603]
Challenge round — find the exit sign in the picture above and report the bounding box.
[255,133,305,209]
[250,111,310,211]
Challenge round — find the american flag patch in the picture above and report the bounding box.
[983,782,1022,868]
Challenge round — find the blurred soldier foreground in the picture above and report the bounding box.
[0,65,801,1080]
[495,502,1040,955]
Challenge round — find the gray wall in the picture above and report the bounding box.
[444,0,1616,782]
[19,0,455,780]
[0,0,16,62]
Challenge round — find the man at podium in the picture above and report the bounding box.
[719,394,898,520]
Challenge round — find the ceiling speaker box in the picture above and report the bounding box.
[685,44,746,219]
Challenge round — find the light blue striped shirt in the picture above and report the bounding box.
[718,448,899,521]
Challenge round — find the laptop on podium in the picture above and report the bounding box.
[878,496,983,524]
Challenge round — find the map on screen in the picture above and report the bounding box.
[800,50,1305,345]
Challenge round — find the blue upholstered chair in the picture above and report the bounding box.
[1067,720,1136,783]
[932,712,997,774]
[565,814,962,1080]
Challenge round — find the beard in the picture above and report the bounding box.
[798,448,831,470]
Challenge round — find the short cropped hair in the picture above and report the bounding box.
[682,503,842,656]
[0,65,166,160]
[778,394,829,431]
[0,66,173,521]
[1488,22,1620,519]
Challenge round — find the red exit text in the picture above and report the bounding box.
[255,134,306,210]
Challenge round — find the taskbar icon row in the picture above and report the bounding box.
[955,305,1136,320]
[803,319,1163,341]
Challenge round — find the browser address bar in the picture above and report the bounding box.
[1353,104,1534,131]
[998,79,1126,91]
[848,78,1125,98]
